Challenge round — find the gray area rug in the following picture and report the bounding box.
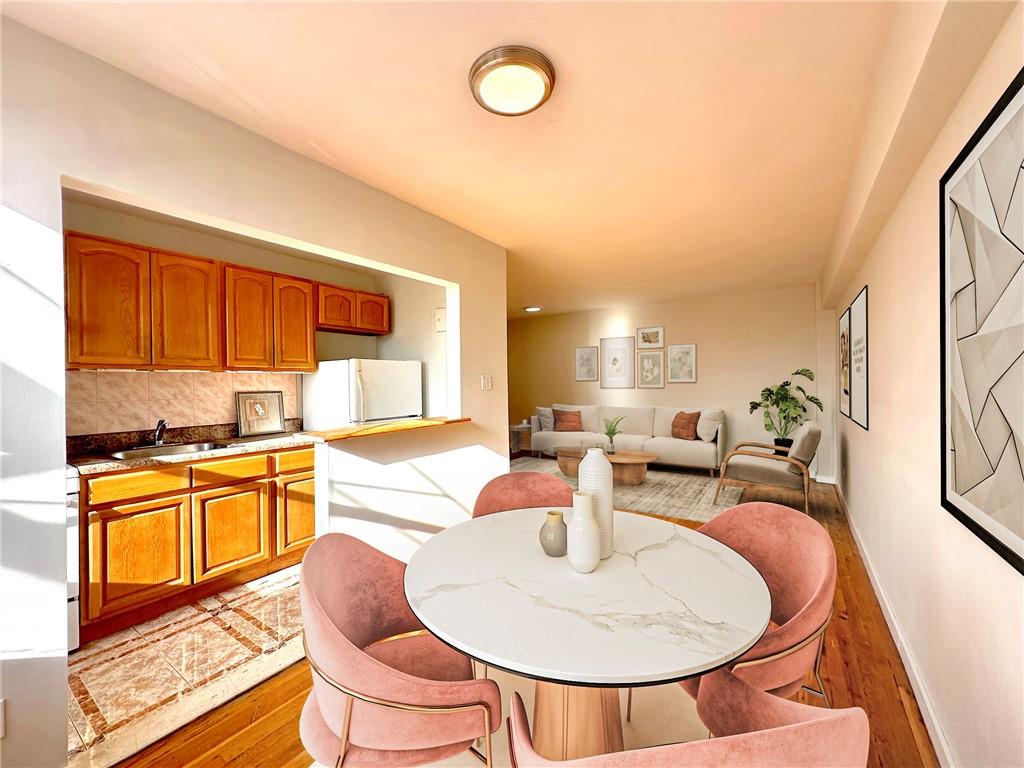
[511,456,743,523]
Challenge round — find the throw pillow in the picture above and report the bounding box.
[554,409,584,432]
[536,406,555,432]
[671,411,700,440]
[697,408,726,442]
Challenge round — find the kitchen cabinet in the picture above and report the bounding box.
[152,251,221,369]
[191,479,272,583]
[224,265,275,370]
[273,276,316,371]
[66,235,152,367]
[86,493,191,621]
[317,284,357,330]
[274,471,315,564]
[356,292,391,334]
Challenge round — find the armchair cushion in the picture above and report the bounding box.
[724,454,804,489]
[364,632,473,683]
[786,422,821,474]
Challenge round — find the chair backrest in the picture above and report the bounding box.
[473,471,573,518]
[698,502,836,692]
[786,421,821,473]
[301,533,497,751]
[507,669,868,767]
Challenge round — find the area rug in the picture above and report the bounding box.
[67,565,304,768]
[511,456,743,523]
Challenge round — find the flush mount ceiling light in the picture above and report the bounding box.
[523,306,543,313]
[469,46,555,116]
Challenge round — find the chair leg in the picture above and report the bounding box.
[626,687,633,722]
[713,478,724,504]
[335,696,353,767]
[799,635,831,708]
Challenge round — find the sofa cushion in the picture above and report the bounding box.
[642,437,718,469]
[531,431,606,454]
[786,422,822,473]
[653,406,681,437]
[724,454,803,488]
[598,406,655,437]
[697,408,725,442]
[536,407,554,432]
[610,434,648,452]
[671,411,700,440]
[552,404,601,433]
[554,409,583,431]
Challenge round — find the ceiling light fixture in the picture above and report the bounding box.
[469,46,555,116]
[523,306,543,313]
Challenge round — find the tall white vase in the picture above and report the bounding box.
[579,447,614,559]
[567,491,600,573]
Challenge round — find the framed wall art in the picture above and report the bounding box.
[667,343,697,383]
[839,307,851,417]
[940,68,1024,574]
[236,391,286,437]
[599,336,635,388]
[637,350,665,388]
[637,326,664,349]
[575,346,598,382]
[849,287,868,430]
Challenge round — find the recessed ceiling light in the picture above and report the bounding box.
[469,46,555,116]
[523,306,543,313]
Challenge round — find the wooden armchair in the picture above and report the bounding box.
[714,422,821,514]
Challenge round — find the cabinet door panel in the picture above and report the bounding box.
[356,292,391,334]
[192,480,270,583]
[317,285,357,329]
[275,471,315,562]
[66,235,152,366]
[152,251,221,369]
[273,277,316,371]
[225,266,274,370]
[87,494,191,621]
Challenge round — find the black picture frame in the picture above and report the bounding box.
[938,67,1024,575]
[839,307,851,418]
[849,286,869,431]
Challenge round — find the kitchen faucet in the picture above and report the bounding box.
[154,419,168,445]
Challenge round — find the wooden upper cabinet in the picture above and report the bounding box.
[273,276,316,371]
[66,235,152,367]
[356,292,391,334]
[152,251,221,369]
[225,266,274,370]
[317,284,357,330]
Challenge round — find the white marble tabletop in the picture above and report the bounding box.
[404,508,771,686]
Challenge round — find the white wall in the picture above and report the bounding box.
[0,20,507,765]
[833,7,1023,766]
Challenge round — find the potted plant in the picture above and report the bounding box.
[749,369,823,453]
[603,415,626,454]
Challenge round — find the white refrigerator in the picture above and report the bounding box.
[303,359,423,428]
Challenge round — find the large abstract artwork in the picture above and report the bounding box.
[940,69,1024,574]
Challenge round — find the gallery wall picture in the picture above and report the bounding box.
[939,67,1023,574]
[849,287,868,430]
[637,350,665,388]
[637,326,664,349]
[839,308,851,417]
[575,346,598,382]
[599,336,635,388]
[667,344,697,383]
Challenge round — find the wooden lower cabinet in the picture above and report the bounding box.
[87,494,192,621]
[275,471,315,564]
[192,480,272,583]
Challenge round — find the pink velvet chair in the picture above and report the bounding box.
[509,668,869,767]
[300,533,501,767]
[473,471,573,518]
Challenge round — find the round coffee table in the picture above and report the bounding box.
[555,447,659,485]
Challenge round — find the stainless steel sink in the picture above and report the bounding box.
[110,442,227,460]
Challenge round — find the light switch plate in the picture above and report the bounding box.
[480,374,493,391]
[434,307,446,333]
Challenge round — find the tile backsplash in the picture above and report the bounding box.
[66,371,301,436]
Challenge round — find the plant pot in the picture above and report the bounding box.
[774,437,793,456]
[606,438,616,455]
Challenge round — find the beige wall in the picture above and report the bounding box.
[0,20,507,766]
[508,284,834,476]
[832,6,1023,766]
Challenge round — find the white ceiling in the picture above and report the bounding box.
[6,2,899,316]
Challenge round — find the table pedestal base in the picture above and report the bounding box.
[532,682,624,760]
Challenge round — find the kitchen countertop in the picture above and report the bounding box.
[303,417,470,443]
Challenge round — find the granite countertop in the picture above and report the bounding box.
[70,432,318,476]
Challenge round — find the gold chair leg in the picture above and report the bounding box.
[335,696,353,767]
[626,687,633,722]
[799,635,831,708]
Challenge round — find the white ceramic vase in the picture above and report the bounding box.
[567,491,600,573]
[579,447,614,558]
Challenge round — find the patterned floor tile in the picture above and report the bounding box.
[133,604,209,642]
[231,583,302,642]
[68,626,145,670]
[150,618,258,686]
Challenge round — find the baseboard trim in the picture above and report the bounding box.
[833,485,955,768]
[813,473,836,484]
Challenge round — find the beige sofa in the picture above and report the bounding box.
[529,404,726,472]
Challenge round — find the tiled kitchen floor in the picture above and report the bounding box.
[67,566,303,767]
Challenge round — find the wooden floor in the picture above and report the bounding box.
[117,479,938,768]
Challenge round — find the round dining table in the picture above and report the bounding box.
[404,508,771,761]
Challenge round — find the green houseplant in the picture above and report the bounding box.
[749,369,823,452]
[603,415,626,454]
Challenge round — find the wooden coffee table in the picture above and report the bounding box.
[555,447,659,486]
